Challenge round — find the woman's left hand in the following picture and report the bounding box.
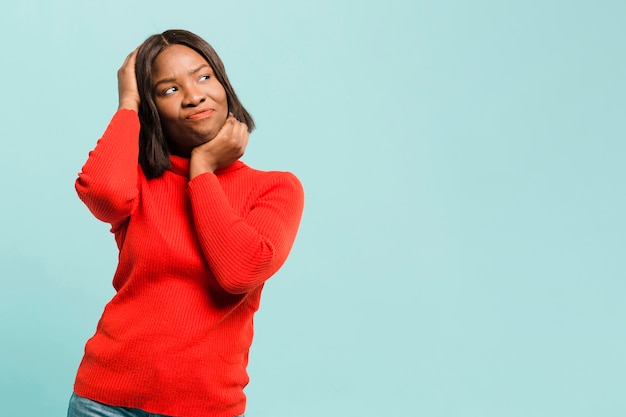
[189,115,249,179]
[117,48,141,111]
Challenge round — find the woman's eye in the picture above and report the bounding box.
[199,75,211,82]
[163,86,177,96]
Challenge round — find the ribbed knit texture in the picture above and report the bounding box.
[73,109,304,417]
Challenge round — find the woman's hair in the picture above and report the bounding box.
[135,29,255,178]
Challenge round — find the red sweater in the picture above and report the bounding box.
[73,110,304,417]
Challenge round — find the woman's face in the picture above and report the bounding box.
[151,44,228,156]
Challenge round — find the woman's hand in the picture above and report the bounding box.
[117,48,140,111]
[189,114,249,179]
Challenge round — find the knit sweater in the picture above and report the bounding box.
[73,109,304,417]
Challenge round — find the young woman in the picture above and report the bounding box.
[68,29,304,417]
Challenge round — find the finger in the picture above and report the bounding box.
[228,121,243,139]
[121,47,139,68]
[239,131,249,157]
[127,49,138,66]
[241,131,249,150]
[234,123,250,147]
[236,122,249,139]
[217,116,235,139]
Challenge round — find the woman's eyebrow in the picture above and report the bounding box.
[189,64,212,74]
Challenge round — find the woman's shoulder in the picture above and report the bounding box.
[236,161,299,180]
[235,162,304,194]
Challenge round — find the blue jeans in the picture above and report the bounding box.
[68,393,245,417]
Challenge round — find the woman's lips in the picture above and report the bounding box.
[187,109,215,120]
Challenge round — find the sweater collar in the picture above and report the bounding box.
[167,155,244,177]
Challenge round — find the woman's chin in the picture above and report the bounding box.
[167,128,219,156]
[196,134,216,147]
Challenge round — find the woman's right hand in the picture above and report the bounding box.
[117,48,140,111]
[189,115,249,179]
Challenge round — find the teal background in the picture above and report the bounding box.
[1,0,625,415]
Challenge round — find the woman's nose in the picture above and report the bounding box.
[182,86,206,107]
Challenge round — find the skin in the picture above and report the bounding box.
[117,46,249,178]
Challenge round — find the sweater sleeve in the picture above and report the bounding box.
[75,109,141,228]
[187,170,304,294]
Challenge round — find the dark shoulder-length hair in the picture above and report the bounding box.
[135,29,255,178]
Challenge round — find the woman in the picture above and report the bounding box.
[68,29,304,417]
